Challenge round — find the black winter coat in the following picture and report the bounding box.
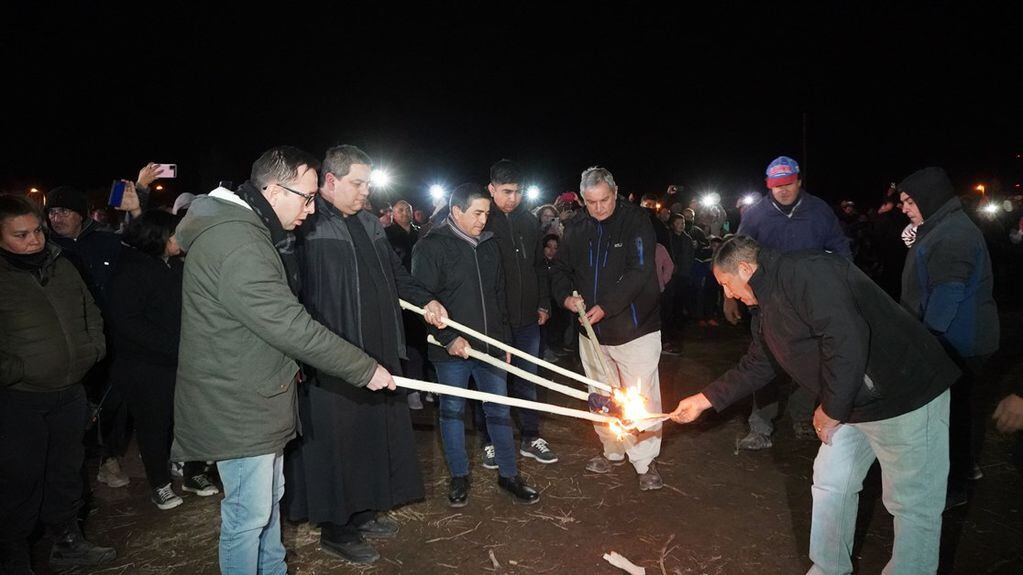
[550,199,661,346]
[51,218,122,312]
[483,205,550,328]
[703,249,959,423]
[411,217,512,362]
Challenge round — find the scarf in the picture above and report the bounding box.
[901,223,918,247]
[1,245,55,285]
[234,181,302,296]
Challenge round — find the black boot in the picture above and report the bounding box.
[48,522,116,567]
[448,475,470,508]
[318,523,379,564]
[497,475,540,505]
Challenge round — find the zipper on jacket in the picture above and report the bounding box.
[593,223,603,336]
[473,247,489,353]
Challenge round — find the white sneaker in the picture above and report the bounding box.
[152,483,183,510]
[182,473,220,497]
[96,458,130,488]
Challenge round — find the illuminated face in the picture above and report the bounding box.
[325,163,372,216]
[451,198,491,237]
[581,182,616,222]
[899,192,923,226]
[671,218,686,234]
[48,207,83,238]
[1,214,46,254]
[488,182,522,214]
[713,263,758,306]
[769,180,801,206]
[271,164,318,231]
[538,207,557,226]
[392,200,413,227]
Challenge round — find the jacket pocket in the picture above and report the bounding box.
[256,361,299,399]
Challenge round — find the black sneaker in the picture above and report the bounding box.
[520,438,559,463]
[448,476,470,508]
[319,538,379,564]
[480,444,498,470]
[151,483,184,510]
[358,515,399,540]
[497,475,540,505]
[182,473,220,496]
[48,523,116,567]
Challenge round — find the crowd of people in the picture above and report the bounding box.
[2,149,1022,575]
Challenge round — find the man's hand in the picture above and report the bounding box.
[423,300,449,328]
[670,393,712,423]
[993,393,1023,433]
[584,305,606,326]
[813,405,842,445]
[365,365,396,391]
[447,337,472,359]
[564,295,585,313]
[723,298,742,325]
[137,162,161,188]
[505,351,512,364]
[115,181,142,217]
[538,309,550,326]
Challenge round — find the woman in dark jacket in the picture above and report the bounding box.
[107,210,217,510]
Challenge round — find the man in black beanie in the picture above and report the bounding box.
[898,166,1000,509]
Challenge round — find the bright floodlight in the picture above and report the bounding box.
[982,203,1000,215]
[700,192,720,207]
[741,194,758,206]
[526,185,540,201]
[371,169,391,188]
[429,185,446,200]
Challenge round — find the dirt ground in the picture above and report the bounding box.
[32,309,1023,575]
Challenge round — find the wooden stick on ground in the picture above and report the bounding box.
[400,299,612,392]
[426,335,589,401]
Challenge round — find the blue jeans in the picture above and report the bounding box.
[808,389,950,575]
[476,323,541,445]
[436,359,517,478]
[216,452,287,575]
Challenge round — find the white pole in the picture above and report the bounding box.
[400,299,612,393]
[426,336,589,401]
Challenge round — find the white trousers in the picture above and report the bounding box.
[578,330,662,474]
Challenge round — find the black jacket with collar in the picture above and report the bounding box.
[411,217,512,362]
[298,200,435,376]
[703,248,958,423]
[549,198,661,346]
[483,204,550,328]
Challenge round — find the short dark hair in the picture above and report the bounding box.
[321,145,373,186]
[0,194,43,224]
[449,182,490,214]
[713,235,760,273]
[251,146,320,190]
[489,159,521,186]
[542,233,559,247]
[123,210,180,258]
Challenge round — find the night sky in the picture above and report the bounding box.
[3,3,1021,211]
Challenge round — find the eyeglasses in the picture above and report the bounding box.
[264,183,317,206]
[48,208,77,217]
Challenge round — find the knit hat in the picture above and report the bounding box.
[172,192,196,215]
[897,167,955,220]
[46,186,88,218]
[765,156,800,187]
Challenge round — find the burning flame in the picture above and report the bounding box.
[610,380,654,440]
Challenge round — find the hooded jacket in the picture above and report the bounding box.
[1,244,105,392]
[411,216,512,362]
[483,203,551,328]
[898,167,999,359]
[550,198,661,346]
[170,188,379,462]
[737,190,851,258]
[703,249,958,423]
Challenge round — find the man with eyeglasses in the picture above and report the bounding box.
[171,146,397,575]
[283,145,448,564]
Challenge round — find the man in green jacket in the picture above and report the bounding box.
[171,146,395,575]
